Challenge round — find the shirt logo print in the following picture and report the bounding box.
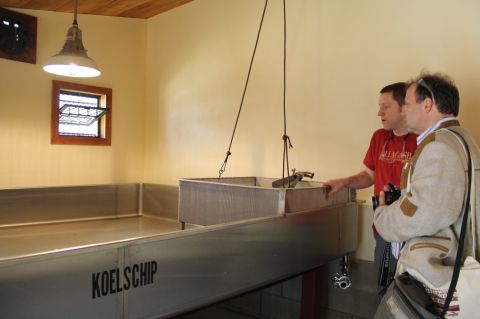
[379,150,413,164]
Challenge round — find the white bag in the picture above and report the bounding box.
[457,256,480,318]
[449,129,479,319]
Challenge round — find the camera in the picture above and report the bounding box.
[372,183,401,210]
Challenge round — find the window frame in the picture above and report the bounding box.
[51,80,112,146]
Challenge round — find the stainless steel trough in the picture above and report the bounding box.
[0,181,357,319]
[179,177,355,225]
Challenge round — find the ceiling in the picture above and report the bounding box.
[0,0,194,19]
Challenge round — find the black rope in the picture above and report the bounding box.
[281,0,293,188]
[218,0,269,180]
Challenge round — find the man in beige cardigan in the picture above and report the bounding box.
[373,73,480,317]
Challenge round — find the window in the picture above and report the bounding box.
[51,80,112,145]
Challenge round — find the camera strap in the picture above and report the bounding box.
[379,242,394,289]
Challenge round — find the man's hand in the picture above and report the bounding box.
[324,169,374,198]
[378,190,386,207]
[323,178,348,197]
[377,184,393,207]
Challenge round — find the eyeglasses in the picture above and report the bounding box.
[417,78,436,105]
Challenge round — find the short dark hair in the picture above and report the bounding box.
[409,73,459,116]
[380,82,407,106]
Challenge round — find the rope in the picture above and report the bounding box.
[281,0,293,188]
[218,0,269,180]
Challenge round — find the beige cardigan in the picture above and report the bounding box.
[374,120,480,290]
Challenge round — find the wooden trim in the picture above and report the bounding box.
[51,80,112,146]
[0,0,194,19]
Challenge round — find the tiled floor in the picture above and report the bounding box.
[177,259,380,319]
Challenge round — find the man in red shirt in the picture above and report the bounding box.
[324,82,417,294]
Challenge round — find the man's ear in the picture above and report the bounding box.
[423,97,434,113]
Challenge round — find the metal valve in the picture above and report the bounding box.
[333,255,352,290]
[333,273,352,290]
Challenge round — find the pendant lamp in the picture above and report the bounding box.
[43,0,100,77]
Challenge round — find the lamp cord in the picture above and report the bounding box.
[73,0,78,24]
[218,0,269,180]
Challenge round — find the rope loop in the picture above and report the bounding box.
[218,151,232,179]
[283,134,293,148]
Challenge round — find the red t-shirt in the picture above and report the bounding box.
[364,129,417,195]
[363,129,418,234]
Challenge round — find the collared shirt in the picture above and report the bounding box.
[416,116,457,145]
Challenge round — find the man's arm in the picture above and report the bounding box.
[374,141,465,242]
[323,167,374,197]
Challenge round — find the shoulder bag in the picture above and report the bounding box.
[374,129,479,319]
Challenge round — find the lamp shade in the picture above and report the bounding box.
[43,22,100,78]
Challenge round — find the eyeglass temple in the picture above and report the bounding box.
[417,79,436,104]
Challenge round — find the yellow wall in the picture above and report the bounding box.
[144,0,480,260]
[0,9,146,187]
[144,0,480,188]
[3,1,480,260]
